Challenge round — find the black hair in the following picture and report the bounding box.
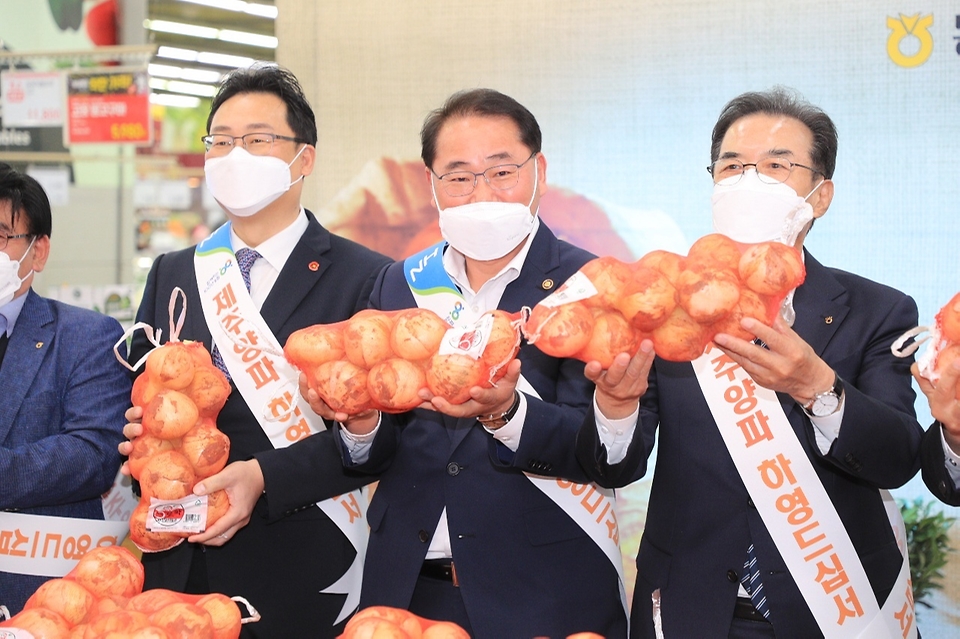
[710,87,838,179]
[421,88,542,170]
[0,162,52,237]
[207,63,318,146]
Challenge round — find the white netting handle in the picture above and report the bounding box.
[113,287,189,372]
[232,596,262,624]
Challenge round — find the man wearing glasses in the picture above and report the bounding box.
[577,88,922,638]
[122,64,389,637]
[260,88,634,637]
[0,163,129,613]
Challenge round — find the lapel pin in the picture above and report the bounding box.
[824,316,833,325]
[35,342,44,349]
[542,279,554,290]
[308,261,320,272]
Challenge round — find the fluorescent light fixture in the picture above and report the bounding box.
[150,93,202,108]
[196,51,256,68]
[149,78,217,97]
[166,80,218,97]
[218,30,277,48]
[145,19,219,39]
[148,63,183,78]
[149,63,222,84]
[156,46,199,62]
[176,0,278,19]
[180,68,222,83]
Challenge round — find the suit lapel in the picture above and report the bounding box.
[792,250,849,358]
[0,291,56,444]
[259,211,330,336]
[499,223,564,313]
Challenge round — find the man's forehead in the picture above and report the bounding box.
[721,114,812,156]
[434,115,528,168]
[209,92,289,132]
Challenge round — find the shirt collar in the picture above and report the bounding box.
[0,289,30,337]
[229,208,308,273]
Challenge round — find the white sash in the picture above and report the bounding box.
[194,222,367,625]
[403,243,629,624]
[0,511,130,578]
[693,343,915,638]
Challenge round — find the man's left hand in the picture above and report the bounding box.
[713,316,834,407]
[424,358,522,426]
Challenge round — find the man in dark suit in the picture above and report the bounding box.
[577,89,923,638]
[122,65,389,638]
[914,351,960,505]
[0,163,129,612]
[290,89,634,638]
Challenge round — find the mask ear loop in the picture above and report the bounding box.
[112,287,189,372]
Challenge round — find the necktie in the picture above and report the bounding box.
[211,248,262,379]
[741,543,771,619]
[0,314,8,368]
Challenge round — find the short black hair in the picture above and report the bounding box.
[0,162,52,238]
[421,88,542,170]
[207,63,318,146]
[710,87,838,179]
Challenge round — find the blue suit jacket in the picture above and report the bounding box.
[341,226,629,639]
[577,251,922,639]
[0,290,130,612]
[130,212,390,638]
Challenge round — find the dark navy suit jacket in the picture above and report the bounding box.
[129,212,389,638]
[578,251,922,639]
[0,290,129,612]
[341,225,628,639]
[920,422,960,505]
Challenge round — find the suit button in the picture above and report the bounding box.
[446,462,461,476]
[727,569,739,583]
[747,498,755,508]
[418,530,430,543]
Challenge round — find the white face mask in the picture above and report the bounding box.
[0,236,37,307]
[204,145,306,218]
[434,164,539,262]
[711,170,824,246]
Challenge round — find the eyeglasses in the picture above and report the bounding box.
[201,132,305,156]
[707,157,823,184]
[0,232,31,251]
[433,153,537,197]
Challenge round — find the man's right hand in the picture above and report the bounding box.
[117,405,144,476]
[913,360,960,453]
[298,372,380,434]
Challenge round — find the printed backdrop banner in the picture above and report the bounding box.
[276,0,960,629]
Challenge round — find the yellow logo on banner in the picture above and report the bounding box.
[887,13,934,67]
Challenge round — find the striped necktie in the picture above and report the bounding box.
[741,543,772,619]
[211,248,262,379]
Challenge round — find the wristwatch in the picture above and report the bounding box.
[802,374,844,418]
[477,391,521,429]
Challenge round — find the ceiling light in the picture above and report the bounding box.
[180,68,222,83]
[217,30,278,49]
[176,0,278,19]
[150,93,202,108]
[145,19,219,39]
[149,64,223,84]
[149,78,217,97]
[156,46,199,62]
[166,80,218,97]
[195,51,256,68]
[148,63,183,79]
